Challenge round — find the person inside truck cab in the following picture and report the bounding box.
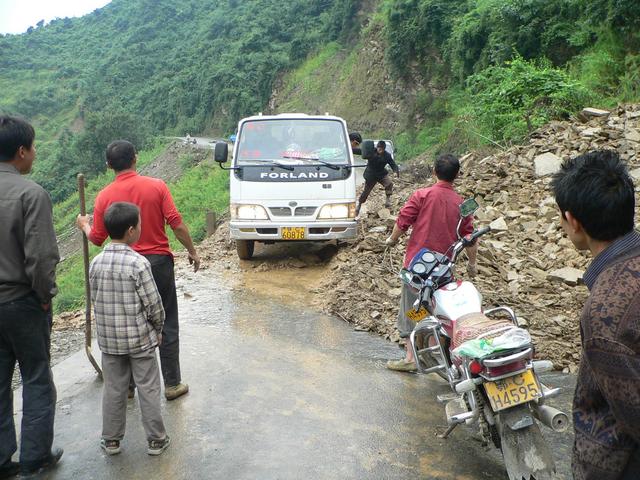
[356,140,399,214]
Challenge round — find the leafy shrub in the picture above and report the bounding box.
[464,56,593,142]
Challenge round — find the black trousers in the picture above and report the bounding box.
[358,175,393,205]
[144,255,181,387]
[0,293,56,469]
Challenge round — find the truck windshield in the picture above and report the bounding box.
[235,119,349,165]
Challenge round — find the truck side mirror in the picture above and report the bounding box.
[361,140,375,160]
[214,142,228,163]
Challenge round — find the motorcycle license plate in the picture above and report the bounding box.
[406,306,428,322]
[282,227,305,240]
[484,370,542,412]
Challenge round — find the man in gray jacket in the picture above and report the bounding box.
[0,116,62,478]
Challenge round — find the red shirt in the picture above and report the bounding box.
[89,171,183,256]
[397,181,473,268]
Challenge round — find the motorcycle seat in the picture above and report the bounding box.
[451,312,515,350]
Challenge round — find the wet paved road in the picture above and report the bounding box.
[13,269,575,479]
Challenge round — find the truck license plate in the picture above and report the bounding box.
[406,306,428,322]
[282,227,305,240]
[484,370,542,412]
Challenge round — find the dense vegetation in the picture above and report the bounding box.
[385,0,640,150]
[0,0,357,201]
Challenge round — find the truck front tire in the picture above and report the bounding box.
[236,240,255,260]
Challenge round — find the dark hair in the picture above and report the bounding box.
[551,150,635,241]
[376,140,386,150]
[0,116,35,162]
[434,153,460,182]
[106,140,136,171]
[349,132,362,144]
[104,202,140,240]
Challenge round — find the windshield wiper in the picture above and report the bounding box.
[246,159,295,171]
[281,155,342,170]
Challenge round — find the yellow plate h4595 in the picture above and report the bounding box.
[282,227,305,240]
[484,369,542,412]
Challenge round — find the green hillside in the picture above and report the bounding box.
[1,0,639,312]
[0,0,358,201]
[274,0,640,160]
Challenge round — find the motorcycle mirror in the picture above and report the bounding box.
[400,269,413,284]
[214,142,228,163]
[400,269,422,288]
[459,198,479,218]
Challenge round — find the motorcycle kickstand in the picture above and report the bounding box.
[437,423,458,439]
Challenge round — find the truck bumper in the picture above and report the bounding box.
[230,220,358,241]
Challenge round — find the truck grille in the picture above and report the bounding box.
[294,207,317,216]
[269,207,292,216]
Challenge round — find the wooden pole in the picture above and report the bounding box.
[206,210,217,237]
[78,173,102,379]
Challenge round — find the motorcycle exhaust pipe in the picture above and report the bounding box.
[532,404,569,433]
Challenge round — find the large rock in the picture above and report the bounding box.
[489,216,508,231]
[581,107,610,118]
[534,152,562,176]
[547,267,584,286]
[630,168,640,182]
[625,129,640,143]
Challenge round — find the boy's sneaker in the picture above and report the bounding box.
[147,436,171,456]
[165,383,189,401]
[100,439,121,455]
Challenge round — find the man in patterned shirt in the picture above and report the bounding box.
[90,202,170,456]
[552,150,640,479]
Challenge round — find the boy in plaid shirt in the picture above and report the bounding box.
[90,202,170,456]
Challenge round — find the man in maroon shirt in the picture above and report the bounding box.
[385,154,478,371]
[77,140,200,400]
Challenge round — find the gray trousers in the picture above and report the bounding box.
[397,282,420,339]
[102,348,166,442]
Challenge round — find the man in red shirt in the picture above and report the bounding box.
[385,154,478,372]
[77,140,200,400]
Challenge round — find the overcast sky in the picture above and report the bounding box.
[0,0,111,35]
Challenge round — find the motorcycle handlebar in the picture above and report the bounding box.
[451,226,492,263]
[464,226,491,246]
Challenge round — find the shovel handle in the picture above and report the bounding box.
[77,173,103,377]
[78,173,87,216]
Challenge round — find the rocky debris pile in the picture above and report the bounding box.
[321,104,640,371]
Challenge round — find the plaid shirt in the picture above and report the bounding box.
[90,243,165,355]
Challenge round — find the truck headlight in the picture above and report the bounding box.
[232,204,269,220]
[317,203,356,219]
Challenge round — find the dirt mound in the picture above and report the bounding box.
[315,104,640,371]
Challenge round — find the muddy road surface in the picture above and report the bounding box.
[16,255,575,479]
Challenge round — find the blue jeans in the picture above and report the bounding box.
[0,293,56,468]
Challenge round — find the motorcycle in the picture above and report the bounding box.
[401,198,568,480]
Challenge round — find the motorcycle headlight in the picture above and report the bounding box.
[317,203,356,219]
[232,204,269,220]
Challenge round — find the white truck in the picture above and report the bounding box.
[214,113,359,259]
